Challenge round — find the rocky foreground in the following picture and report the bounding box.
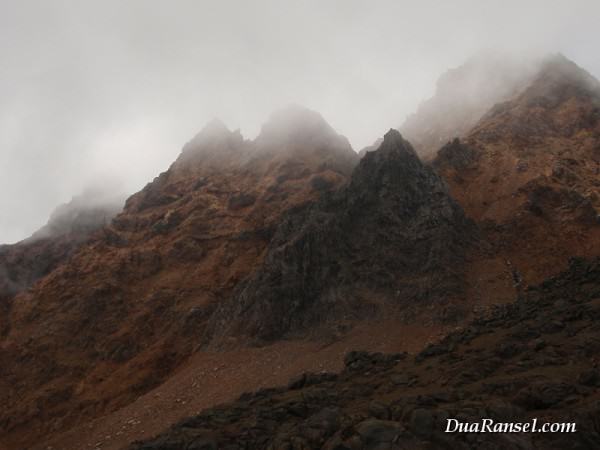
[133,257,600,450]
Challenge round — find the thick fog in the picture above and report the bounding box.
[1,0,599,243]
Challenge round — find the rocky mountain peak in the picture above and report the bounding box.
[251,104,358,178]
[472,54,600,142]
[357,129,419,167]
[349,129,443,208]
[433,53,600,287]
[516,53,600,108]
[400,50,539,158]
[207,132,475,343]
[538,53,600,87]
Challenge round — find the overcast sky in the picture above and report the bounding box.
[1,0,599,244]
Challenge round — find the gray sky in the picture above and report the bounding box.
[1,0,599,244]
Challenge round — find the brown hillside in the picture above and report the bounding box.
[0,106,357,449]
[434,54,600,285]
[132,257,600,450]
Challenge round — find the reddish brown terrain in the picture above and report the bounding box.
[45,321,448,450]
[0,191,123,339]
[132,257,600,450]
[1,55,600,450]
[434,55,600,285]
[0,106,362,449]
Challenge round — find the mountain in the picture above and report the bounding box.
[132,257,600,450]
[0,107,360,449]
[208,129,475,343]
[434,54,600,285]
[400,51,540,159]
[0,108,478,450]
[3,54,600,450]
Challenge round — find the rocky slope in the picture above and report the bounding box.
[434,54,600,285]
[129,55,600,450]
[208,129,475,344]
[132,257,600,450]
[0,106,359,449]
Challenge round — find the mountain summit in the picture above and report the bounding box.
[400,50,540,158]
[257,105,344,144]
[434,53,600,284]
[254,105,358,176]
[0,107,359,449]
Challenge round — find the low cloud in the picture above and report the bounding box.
[1,0,599,243]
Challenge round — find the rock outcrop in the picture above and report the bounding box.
[132,257,600,450]
[208,129,475,342]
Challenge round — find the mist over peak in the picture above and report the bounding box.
[4,3,600,448]
[29,186,125,242]
[256,105,348,148]
[246,105,358,174]
[528,53,600,98]
[197,118,231,138]
[2,0,600,243]
[400,50,542,158]
[182,118,244,153]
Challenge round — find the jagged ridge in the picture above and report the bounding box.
[0,107,360,449]
[208,130,475,342]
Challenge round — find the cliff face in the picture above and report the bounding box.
[208,130,475,343]
[434,55,600,284]
[0,107,359,448]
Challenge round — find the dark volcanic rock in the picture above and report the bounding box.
[208,129,476,342]
[132,258,600,450]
